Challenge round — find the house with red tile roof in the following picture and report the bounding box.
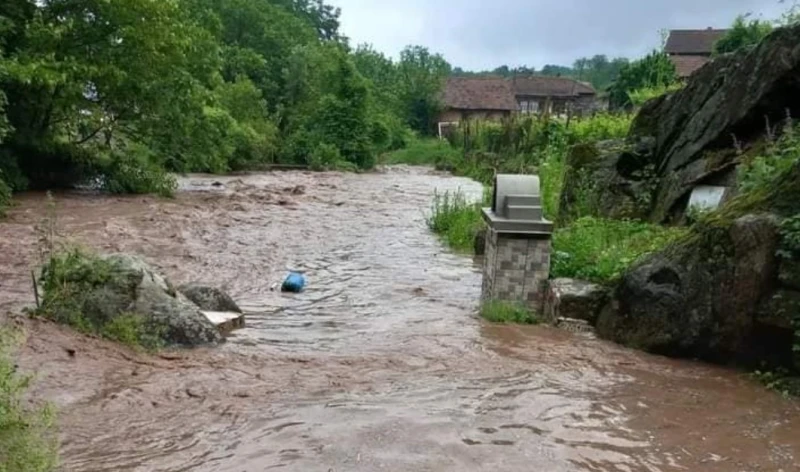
[437,76,599,135]
[665,28,729,78]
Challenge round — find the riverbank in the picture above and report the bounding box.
[2,168,799,471]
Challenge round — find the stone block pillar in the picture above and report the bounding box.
[482,231,552,311]
[481,175,553,312]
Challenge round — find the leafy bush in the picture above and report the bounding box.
[381,138,461,166]
[567,113,632,143]
[714,15,773,55]
[551,217,687,283]
[426,189,483,252]
[608,50,677,109]
[100,146,177,198]
[480,301,538,324]
[739,123,800,194]
[0,328,58,472]
[628,83,684,107]
[308,143,344,171]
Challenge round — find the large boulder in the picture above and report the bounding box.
[543,279,608,325]
[40,253,223,347]
[558,138,659,223]
[628,24,800,222]
[597,213,781,359]
[179,284,241,313]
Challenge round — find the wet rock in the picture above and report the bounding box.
[43,253,222,347]
[558,138,658,223]
[473,228,487,256]
[597,213,781,360]
[179,284,241,313]
[543,279,608,325]
[757,289,800,330]
[628,24,800,222]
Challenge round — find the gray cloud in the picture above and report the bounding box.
[329,0,786,69]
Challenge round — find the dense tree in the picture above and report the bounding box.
[714,15,773,55]
[397,45,451,135]
[608,50,676,109]
[0,0,446,202]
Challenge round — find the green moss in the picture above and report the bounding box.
[480,301,539,325]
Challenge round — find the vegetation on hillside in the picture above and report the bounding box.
[0,328,58,472]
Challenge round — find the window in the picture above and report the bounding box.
[520,100,539,114]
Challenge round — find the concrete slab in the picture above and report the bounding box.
[201,311,245,335]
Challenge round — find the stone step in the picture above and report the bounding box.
[201,311,245,335]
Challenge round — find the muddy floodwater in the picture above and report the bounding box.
[1,167,799,472]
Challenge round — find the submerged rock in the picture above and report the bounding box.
[179,284,241,313]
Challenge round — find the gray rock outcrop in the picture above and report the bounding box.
[179,284,242,313]
[543,278,608,325]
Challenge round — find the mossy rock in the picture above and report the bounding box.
[38,251,222,348]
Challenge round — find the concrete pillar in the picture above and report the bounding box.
[482,231,552,311]
[481,175,553,312]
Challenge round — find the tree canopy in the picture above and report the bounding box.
[0,0,450,198]
[714,15,774,55]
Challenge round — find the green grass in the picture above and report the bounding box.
[480,301,539,324]
[551,217,687,283]
[99,314,166,351]
[426,189,484,252]
[380,138,461,166]
[0,328,58,472]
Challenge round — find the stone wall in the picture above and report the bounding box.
[482,229,551,310]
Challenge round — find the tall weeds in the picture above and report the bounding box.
[426,189,483,252]
[0,328,58,472]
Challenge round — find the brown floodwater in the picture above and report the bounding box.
[1,166,799,472]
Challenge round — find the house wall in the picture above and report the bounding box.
[517,95,603,117]
[439,109,510,124]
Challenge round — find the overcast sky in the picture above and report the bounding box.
[328,0,787,70]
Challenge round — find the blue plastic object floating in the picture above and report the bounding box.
[281,272,306,293]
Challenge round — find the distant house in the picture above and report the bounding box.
[665,28,728,79]
[438,75,599,136]
[439,77,519,123]
[511,76,598,116]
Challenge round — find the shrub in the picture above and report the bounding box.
[628,83,684,108]
[381,138,461,166]
[551,217,687,283]
[567,113,633,143]
[100,145,177,198]
[480,301,538,324]
[0,328,58,472]
[426,189,484,252]
[739,123,800,194]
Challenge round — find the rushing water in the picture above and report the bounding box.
[2,167,799,471]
